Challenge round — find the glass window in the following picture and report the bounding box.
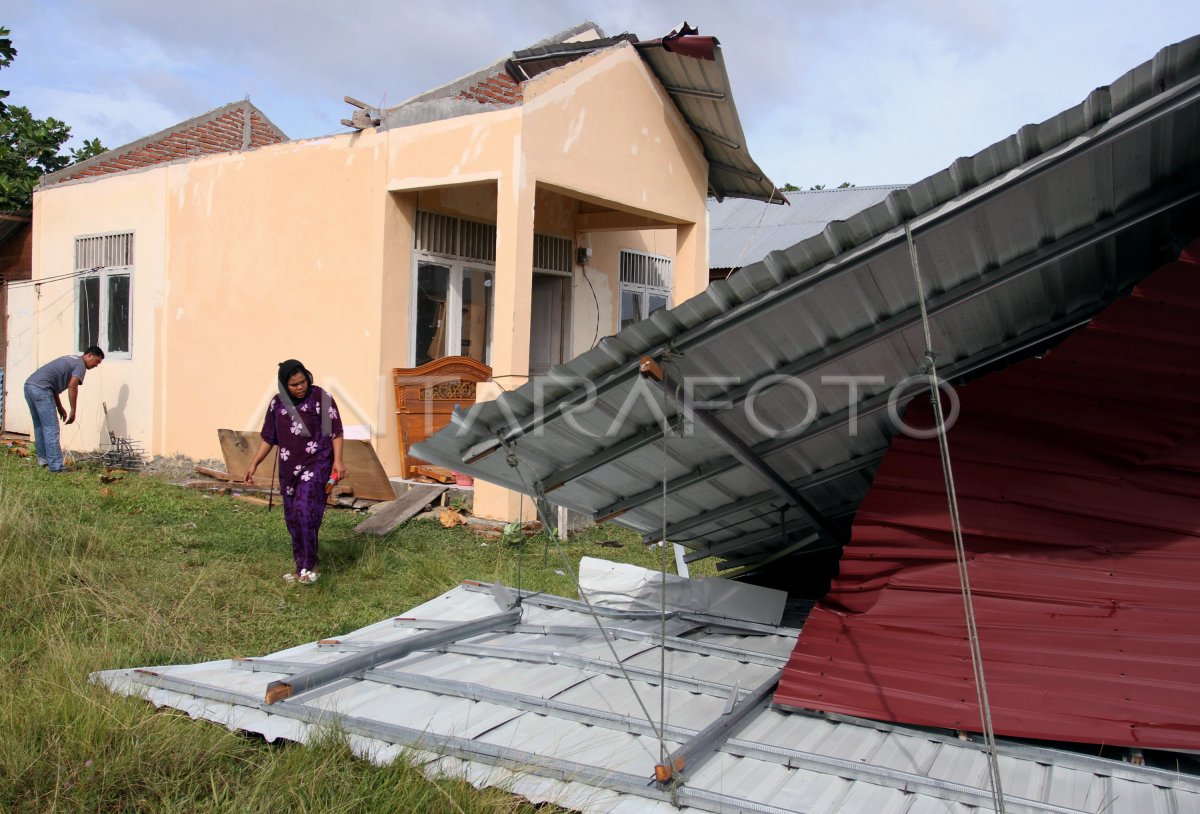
[620,289,643,331]
[648,293,668,318]
[107,274,131,353]
[415,262,450,366]
[74,231,133,357]
[618,249,671,331]
[460,268,493,364]
[77,276,100,351]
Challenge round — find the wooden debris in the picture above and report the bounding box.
[233,494,271,507]
[438,507,465,527]
[354,484,446,536]
[216,429,393,500]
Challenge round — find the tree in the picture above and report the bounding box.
[0,27,107,211]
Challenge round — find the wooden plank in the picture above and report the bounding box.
[217,429,394,500]
[355,485,447,536]
[195,465,238,481]
[233,494,271,506]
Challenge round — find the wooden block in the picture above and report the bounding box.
[354,484,447,536]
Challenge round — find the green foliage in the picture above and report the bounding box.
[0,27,107,211]
[780,182,856,193]
[0,452,710,810]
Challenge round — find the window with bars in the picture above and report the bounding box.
[411,211,573,366]
[75,231,133,356]
[618,249,672,331]
[412,211,497,366]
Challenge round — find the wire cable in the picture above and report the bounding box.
[496,433,666,746]
[905,222,1006,814]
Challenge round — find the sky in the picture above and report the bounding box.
[1,1,1196,187]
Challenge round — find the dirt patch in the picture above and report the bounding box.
[141,454,225,480]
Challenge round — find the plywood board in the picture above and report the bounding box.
[217,429,396,501]
[355,484,446,536]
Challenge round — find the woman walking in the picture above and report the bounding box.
[246,359,346,584]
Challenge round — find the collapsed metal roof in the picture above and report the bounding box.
[94,580,1200,813]
[413,34,1200,576]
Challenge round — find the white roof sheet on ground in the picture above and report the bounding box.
[94,581,1200,814]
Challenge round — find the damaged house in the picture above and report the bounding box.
[3,21,778,520]
[94,29,1200,814]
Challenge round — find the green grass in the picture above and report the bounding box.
[0,452,708,812]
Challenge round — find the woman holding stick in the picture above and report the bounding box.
[246,359,346,584]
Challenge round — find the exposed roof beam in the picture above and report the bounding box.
[263,609,520,704]
[656,669,781,785]
[631,356,841,540]
[660,83,726,100]
[596,306,1099,523]
[691,126,740,150]
[648,449,888,543]
[707,160,764,181]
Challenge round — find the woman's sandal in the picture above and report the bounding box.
[283,572,297,583]
[297,569,319,585]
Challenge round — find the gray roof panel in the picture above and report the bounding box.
[93,582,1200,813]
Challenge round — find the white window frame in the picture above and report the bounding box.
[410,252,496,366]
[618,248,672,329]
[74,231,134,360]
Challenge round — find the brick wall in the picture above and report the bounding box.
[54,107,286,183]
[457,72,523,106]
[0,223,32,283]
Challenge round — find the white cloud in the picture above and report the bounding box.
[3,0,1195,185]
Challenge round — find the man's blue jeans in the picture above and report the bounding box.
[24,382,64,472]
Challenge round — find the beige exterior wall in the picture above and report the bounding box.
[11,44,714,523]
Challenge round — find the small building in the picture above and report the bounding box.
[4,22,778,520]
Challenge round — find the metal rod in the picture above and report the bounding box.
[263,609,520,704]
[651,449,887,543]
[638,356,840,539]
[658,83,726,100]
[594,308,1099,523]
[655,669,780,785]
[459,580,800,636]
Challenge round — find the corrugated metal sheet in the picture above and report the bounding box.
[777,247,1200,749]
[708,187,905,270]
[94,582,1200,813]
[412,35,1200,582]
[635,32,783,203]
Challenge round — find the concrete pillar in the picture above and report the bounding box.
[473,173,537,522]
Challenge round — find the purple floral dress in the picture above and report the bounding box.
[260,384,343,573]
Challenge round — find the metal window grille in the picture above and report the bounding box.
[415,211,497,263]
[415,211,459,256]
[619,249,671,290]
[75,231,133,270]
[533,234,572,274]
[460,219,497,264]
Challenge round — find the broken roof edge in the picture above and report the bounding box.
[38,100,288,187]
[380,21,605,119]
